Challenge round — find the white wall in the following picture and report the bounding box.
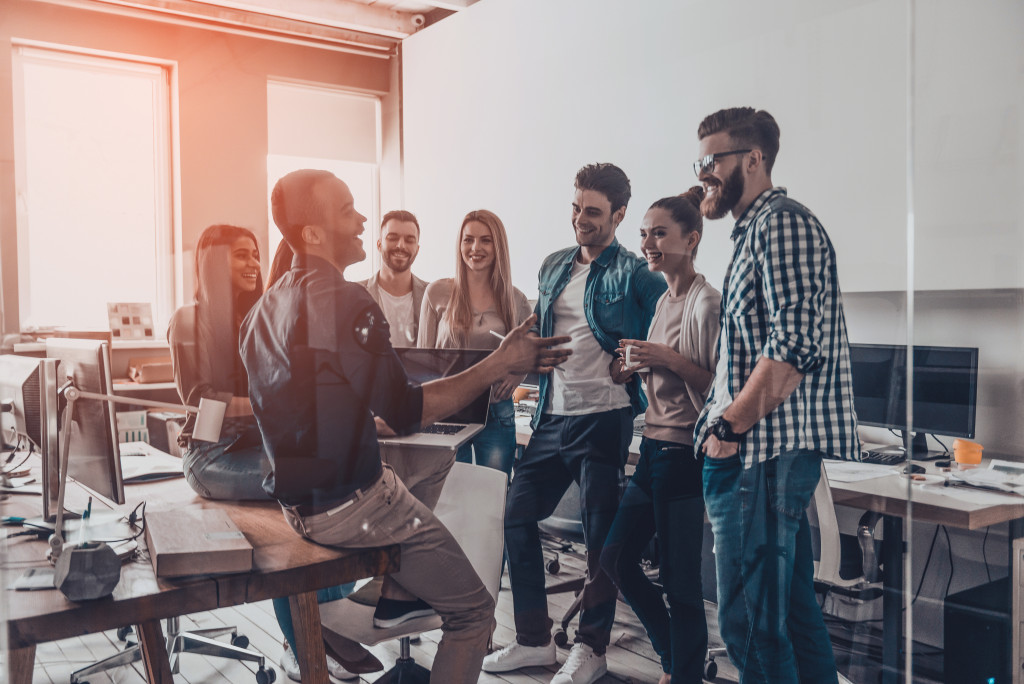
[401,0,1023,296]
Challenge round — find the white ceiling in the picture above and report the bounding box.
[38,0,479,55]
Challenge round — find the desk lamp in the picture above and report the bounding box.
[48,382,224,600]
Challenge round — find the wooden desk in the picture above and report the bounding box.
[830,459,1024,683]
[4,475,399,684]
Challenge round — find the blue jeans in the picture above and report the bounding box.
[272,583,355,654]
[600,438,707,682]
[182,417,271,500]
[456,399,516,475]
[703,449,837,684]
[504,407,630,653]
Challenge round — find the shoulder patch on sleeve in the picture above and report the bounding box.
[353,305,392,355]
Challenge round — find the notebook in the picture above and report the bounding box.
[379,348,491,449]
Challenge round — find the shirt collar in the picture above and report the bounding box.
[290,252,342,276]
[731,186,787,241]
[558,237,620,268]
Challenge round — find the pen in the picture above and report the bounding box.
[489,330,506,342]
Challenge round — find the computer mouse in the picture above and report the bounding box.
[902,464,926,475]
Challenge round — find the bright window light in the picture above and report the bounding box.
[12,45,173,332]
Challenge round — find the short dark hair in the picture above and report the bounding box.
[574,163,631,214]
[270,169,338,248]
[697,108,781,174]
[381,209,420,236]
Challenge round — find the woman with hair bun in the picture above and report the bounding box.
[600,187,721,684]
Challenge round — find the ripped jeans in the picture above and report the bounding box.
[702,449,837,684]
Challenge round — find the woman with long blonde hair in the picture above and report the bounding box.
[418,209,532,474]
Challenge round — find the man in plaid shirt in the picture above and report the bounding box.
[692,108,859,683]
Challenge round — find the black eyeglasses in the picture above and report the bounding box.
[693,149,751,177]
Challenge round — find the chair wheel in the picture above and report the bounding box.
[553,630,569,648]
[256,666,276,684]
[231,634,250,649]
[704,659,717,681]
[546,559,560,575]
[116,626,133,641]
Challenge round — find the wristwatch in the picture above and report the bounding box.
[708,417,746,443]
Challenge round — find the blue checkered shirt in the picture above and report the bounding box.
[694,187,860,465]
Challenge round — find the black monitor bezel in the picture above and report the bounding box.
[849,343,979,440]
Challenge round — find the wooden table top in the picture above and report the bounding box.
[3,471,398,651]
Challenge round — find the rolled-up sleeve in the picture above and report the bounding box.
[756,211,829,374]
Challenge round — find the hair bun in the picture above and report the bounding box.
[679,185,705,208]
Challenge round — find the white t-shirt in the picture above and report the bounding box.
[377,288,417,347]
[546,259,630,415]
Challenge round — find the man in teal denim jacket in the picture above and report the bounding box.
[484,163,666,684]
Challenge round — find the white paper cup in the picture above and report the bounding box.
[192,398,227,443]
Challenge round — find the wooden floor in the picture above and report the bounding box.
[24,539,939,684]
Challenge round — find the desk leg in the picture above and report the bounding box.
[290,591,329,684]
[6,644,35,684]
[881,515,903,684]
[137,619,174,684]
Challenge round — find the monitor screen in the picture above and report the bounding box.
[0,355,61,518]
[0,354,43,449]
[45,339,125,505]
[849,343,978,440]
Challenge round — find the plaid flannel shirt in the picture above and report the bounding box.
[694,187,860,465]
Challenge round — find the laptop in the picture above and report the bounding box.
[379,348,491,449]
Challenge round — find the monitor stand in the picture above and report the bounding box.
[903,431,950,461]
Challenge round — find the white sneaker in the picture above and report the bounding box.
[481,641,557,673]
[279,641,359,681]
[550,643,607,684]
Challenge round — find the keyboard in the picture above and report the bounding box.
[859,449,906,466]
[633,416,645,437]
[421,423,466,436]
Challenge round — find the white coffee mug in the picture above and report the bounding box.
[624,345,649,373]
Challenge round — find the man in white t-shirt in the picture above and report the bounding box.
[483,163,667,684]
[360,210,428,348]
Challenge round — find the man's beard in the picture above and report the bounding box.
[701,164,744,220]
[382,250,413,272]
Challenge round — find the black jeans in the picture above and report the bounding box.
[504,407,631,653]
[601,437,707,682]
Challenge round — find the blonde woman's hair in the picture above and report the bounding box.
[441,209,518,347]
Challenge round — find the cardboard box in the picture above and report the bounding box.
[128,357,174,383]
[145,508,253,577]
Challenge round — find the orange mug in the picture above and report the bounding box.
[953,438,983,465]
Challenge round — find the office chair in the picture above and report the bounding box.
[703,462,881,682]
[319,461,508,683]
[70,616,274,684]
[538,481,589,648]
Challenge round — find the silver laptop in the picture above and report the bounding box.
[378,348,491,449]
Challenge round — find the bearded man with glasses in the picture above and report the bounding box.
[692,107,860,683]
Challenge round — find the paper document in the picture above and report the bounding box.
[119,441,184,483]
[823,460,896,483]
[948,467,1024,496]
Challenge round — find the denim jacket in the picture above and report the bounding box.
[531,238,667,428]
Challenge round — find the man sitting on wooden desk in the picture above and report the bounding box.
[240,169,571,684]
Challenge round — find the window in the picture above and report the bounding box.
[12,44,174,331]
[267,81,381,282]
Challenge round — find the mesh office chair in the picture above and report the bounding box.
[320,461,508,683]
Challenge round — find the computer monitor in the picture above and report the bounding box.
[0,354,61,517]
[849,343,979,458]
[45,339,125,505]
